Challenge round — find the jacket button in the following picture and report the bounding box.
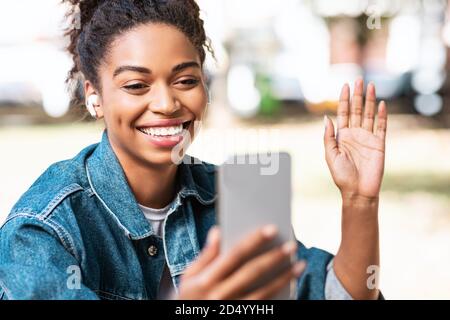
[147,245,158,257]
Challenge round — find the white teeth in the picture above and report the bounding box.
[139,124,183,137]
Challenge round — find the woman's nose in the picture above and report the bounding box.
[149,85,180,115]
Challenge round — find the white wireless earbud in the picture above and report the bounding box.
[206,87,212,106]
[86,94,99,118]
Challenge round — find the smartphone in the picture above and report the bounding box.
[217,152,297,300]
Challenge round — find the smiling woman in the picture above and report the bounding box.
[84,23,208,203]
[64,0,213,209]
[0,0,385,301]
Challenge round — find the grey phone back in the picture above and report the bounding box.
[217,152,296,300]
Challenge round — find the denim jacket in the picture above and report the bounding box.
[0,130,333,300]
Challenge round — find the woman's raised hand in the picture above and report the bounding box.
[324,78,388,201]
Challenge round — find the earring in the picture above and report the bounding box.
[86,94,99,118]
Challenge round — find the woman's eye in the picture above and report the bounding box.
[123,83,149,90]
[177,79,199,86]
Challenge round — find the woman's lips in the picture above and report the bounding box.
[136,120,192,148]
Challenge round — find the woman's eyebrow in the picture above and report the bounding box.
[113,65,151,78]
[113,61,200,78]
[172,61,200,73]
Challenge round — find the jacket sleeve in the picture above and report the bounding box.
[295,239,386,300]
[295,239,334,300]
[0,215,99,300]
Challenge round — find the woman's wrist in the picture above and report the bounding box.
[341,192,380,208]
[340,192,379,227]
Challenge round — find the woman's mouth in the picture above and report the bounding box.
[138,124,184,137]
[136,120,192,148]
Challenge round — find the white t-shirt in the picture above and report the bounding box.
[138,202,177,300]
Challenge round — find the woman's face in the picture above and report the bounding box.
[86,23,208,166]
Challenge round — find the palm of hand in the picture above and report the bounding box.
[331,127,385,198]
[324,79,388,199]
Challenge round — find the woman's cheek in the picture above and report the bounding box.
[187,90,208,117]
[111,95,145,128]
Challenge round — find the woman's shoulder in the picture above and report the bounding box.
[5,143,99,222]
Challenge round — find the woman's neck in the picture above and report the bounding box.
[109,140,179,209]
[127,161,178,209]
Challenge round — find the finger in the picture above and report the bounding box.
[243,261,306,300]
[337,83,350,130]
[183,226,220,278]
[376,101,388,141]
[214,241,297,299]
[363,82,377,132]
[205,224,278,283]
[350,77,364,128]
[324,115,339,163]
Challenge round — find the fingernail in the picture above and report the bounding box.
[207,226,219,245]
[282,241,297,254]
[262,224,278,238]
[323,115,328,128]
[293,261,306,276]
[340,84,349,98]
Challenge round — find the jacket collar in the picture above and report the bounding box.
[85,130,215,240]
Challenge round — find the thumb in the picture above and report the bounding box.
[323,115,339,163]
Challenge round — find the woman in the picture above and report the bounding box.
[0,0,387,300]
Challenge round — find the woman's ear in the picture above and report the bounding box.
[84,80,104,119]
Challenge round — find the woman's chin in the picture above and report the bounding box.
[141,148,186,167]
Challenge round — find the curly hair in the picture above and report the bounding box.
[62,0,214,107]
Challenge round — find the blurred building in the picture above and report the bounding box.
[0,0,72,119]
[201,0,450,122]
[1,0,449,124]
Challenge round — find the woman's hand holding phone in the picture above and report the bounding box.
[177,225,305,300]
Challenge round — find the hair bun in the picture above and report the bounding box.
[62,0,214,109]
[63,0,105,28]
